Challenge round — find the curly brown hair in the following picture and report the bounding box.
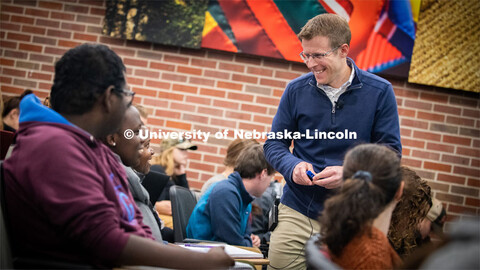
[388,166,432,257]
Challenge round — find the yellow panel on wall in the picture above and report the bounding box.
[408,0,480,92]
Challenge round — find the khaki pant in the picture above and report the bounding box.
[267,203,320,270]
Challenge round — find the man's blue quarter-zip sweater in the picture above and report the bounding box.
[264,58,402,219]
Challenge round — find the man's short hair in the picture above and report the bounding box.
[234,144,275,179]
[224,139,258,167]
[50,43,126,115]
[297,13,351,48]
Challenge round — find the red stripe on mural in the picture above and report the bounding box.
[348,0,384,59]
[338,0,354,16]
[202,25,238,53]
[319,0,354,18]
[245,0,303,62]
[356,32,402,70]
[377,17,395,39]
[218,0,282,59]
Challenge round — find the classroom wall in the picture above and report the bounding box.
[1,0,479,226]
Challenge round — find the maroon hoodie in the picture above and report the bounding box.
[4,103,154,267]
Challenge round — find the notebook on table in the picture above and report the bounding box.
[177,243,264,259]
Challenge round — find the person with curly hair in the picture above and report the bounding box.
[388,166,432,257]
[319,144,404,269]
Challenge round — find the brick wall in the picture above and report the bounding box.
[1,0,479,226]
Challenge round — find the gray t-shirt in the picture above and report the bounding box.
[200,173,227,196]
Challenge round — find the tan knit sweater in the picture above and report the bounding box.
[331,227,402,269]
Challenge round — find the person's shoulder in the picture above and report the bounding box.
[201,174,226,193]
[362,228,397,259]
[212,178,236,191]
[146,169,170,181]
[286,72,314,92]
[210,180,239,200]
[150,164,166,174]
[19,123,90,153]
[356,68,392,91]
[206,174,226,183]
[340,230,394,269]
[27,123,72,139]
[6,124,107,182]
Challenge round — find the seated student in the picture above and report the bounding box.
[133,104,172,212]
[1,90,34,159]
[103,106,164,243]
[200,138,265,248]
[0,94,11,160]
[131,105,175,243]
[146,138,197,228]
[319,144,404,270]
[1,89,33,132]
[417,198,446,246]
[388,166,432,257]
[187,144,275,247]
[200,138,258,195]
[402,216,476,270]
[3,43,233,269]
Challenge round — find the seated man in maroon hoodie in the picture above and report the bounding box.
[3,43,233,269]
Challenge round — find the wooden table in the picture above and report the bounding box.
[234,245,269,270]
[117,244,269,270]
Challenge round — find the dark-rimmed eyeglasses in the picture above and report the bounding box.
[299,45,341,62]
[117,88,136,103]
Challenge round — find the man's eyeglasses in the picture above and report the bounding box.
[299,45,341,62]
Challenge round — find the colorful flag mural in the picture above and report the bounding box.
[201,0,353,62]
[201,0,416,75]
[104,0,417,75]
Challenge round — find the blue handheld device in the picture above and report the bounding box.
[306,170,315,181]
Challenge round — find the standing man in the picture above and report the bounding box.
[264,14,401,269]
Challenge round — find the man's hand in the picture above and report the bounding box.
[292,162,315,186]
[312,166,343,189]
[250,234,261,248]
